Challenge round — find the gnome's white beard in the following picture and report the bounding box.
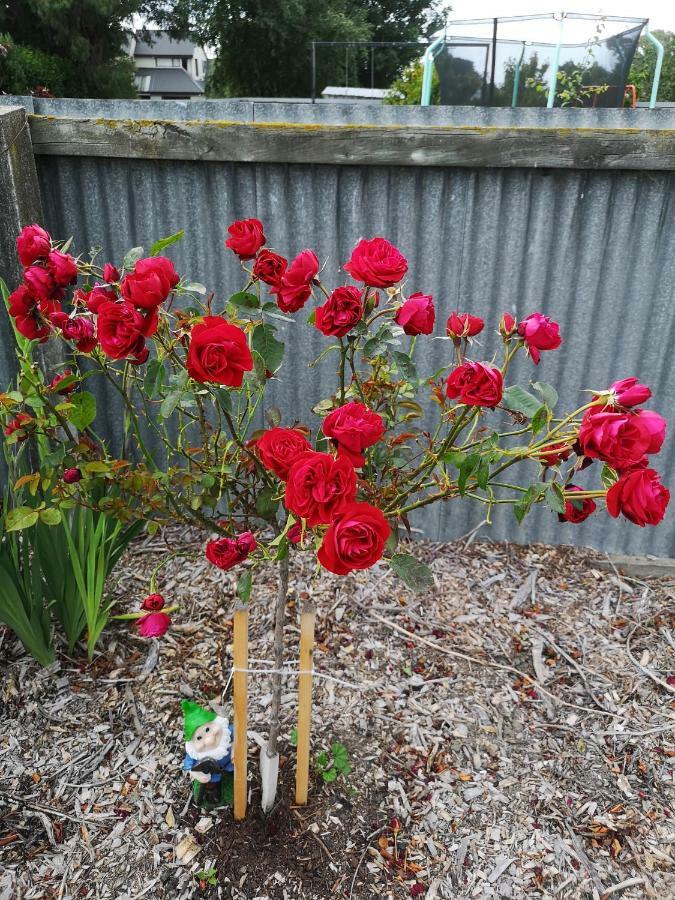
[186,716,231,761]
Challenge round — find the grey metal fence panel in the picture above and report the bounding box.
[1,100,673,556]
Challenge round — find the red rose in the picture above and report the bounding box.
[8,283,55,342]
[121,256,179,309]
[578,408,666,470]
[141,593,165,611]
[285,451,357,526]
[517,313,562,364]
[272,250,319,313]
[63,467,82,484]
[287,522,303,544]
[344,237,408,288]
[445,362,503,407]
[253,249,287,288]
[322,401,385,467]
[85,284,117,314]
[186,316,253,387]
[317,502,390,575]
[256,427,313,479]
[608,377,652,408]
[537,441,572,467]
[607,467,670,527]
[137,611,171,637]
[558,485,596,523]
[446,312,484,340]
[236,531,257,555]
[395,293,435,336]
[97,301,154,362]
[47,250,78,287]
[205,536,247,570]
[61,316,97,353]
[499,313,516,339]
[225,218,266,260]
[16,224,51,267]
[48,369,76,394]
[4,412,32,440]
[103,263,120,283]
[23,265,63,303]
[315,286,363,337]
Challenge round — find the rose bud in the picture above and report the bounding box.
[287,522,303,545]
[225,218,266,260]
[499,313,517,339]
[63,467,82,484]
[395,293,435,336]
[607,467,670,527]
[558,485,596,524]
[315,286,363,337]
[445,361,503,408]
[256,427,313,479]
[16,224,51,267]
[141,593,165,611]
[48,369,76,394]
[236,531,257,555]
[517,313,562,364]
[103,263,120,283]
[272,250,319,313]
[317,501,390,575]
[608,377,652,409]
[252,249,287,288]
[47,250,78,287]
[537,442,572,467]
[344,237,408,288]
[446,312,484,341]
[136,611,171,638]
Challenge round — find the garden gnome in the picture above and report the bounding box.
[181,700,234,809]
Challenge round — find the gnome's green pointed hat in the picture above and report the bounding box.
[181,700,217,741]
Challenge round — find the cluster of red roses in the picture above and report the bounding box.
[8,223,180,365]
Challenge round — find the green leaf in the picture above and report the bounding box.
[255,487,278,520]
[322,767,338,783]
[513,483,547,524]
[601,464,618,488]
[252,323,284,373]
[392,350,417,382]
[530,405,549,437]
[39,508,62,526]
[150,231,184,256]
[5,506,40,531]
[289,727,298,747]
[184,282,207,295]
[228,291,260,310]
[68,392,96,430]
[363,336,387,358]
[545,482,566,514]
[501,385,544,419]
[532,381,558,410]
[389,553,434,592]
[441,450,466,468]
[476,458,490,490]
[160,392,181,419]
[458,452,480,495]
[331,743,350,773]
[315,751,329,771]
[143,358,165,399]
[236,570,252,603]
[122,246,144,270]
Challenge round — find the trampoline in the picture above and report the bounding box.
[420,12,664,108]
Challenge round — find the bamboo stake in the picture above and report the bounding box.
[295,605,315,806]
[233,605,248,820]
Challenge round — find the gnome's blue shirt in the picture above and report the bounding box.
[183,724,234,782]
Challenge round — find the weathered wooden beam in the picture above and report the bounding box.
[594,555,675,579]
[27,114,675,170]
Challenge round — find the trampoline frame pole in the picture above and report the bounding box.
[644,27,664,109]
[512,42,526,107]
[421,35,444,106]
[547,13,565,109]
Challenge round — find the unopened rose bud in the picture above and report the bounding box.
[499,313,516,339]
[63,467,82,484]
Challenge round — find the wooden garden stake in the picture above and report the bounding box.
[233,605,248,820]
[295,605,316,806]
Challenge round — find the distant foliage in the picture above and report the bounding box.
[628,31,675,103]
[385,59,439,105]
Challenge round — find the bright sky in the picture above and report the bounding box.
[445,2,675,33]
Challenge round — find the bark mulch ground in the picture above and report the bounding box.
[1,532,674,899]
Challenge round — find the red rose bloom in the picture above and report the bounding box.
[8,283,54,342]
[61,316,97,353]
[137,611,171,637]
[48,369,76,394]
[205,536,248,570]
[285,451,357,526]
[63,467,82,484]
[558,485,596,523]
[317,502,390,575]
[97,301,154,362]
[272,250,319,313]
[499,313,516,338]
[344,237,408,288]
[538,441,572,467]
[322,401,385,467]
[23,265,63,303]
[253,249,287,288]
[141,593,165,611]
[607,467,670,527]
[446,312,484,340]
[445,362,503,407]
[256,427,313,479]
[315,286,363,337]
[4,412,32,440]
[103,263,120,283]
[287,522,303,544]
[16,224,50,267]
[517,313,562,364]
[225,218,266,260]
[47,250,78,287]
[578,408,666,470]
[608,377,652,408]
[186,316,253,387]
[395,293,435,336]
[121,256,179,309]
[85,284,117,314]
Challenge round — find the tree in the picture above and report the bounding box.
[0,0,141,98]
[385,58,438,105]
[628,30,675,103]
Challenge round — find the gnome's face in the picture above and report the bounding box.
[191,720,223,752]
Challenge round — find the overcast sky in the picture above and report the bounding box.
[445,2,675,33]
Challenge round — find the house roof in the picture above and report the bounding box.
[134,30,197,57]
[135,67,204,96]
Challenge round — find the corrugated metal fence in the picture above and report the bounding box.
[1,98,674,555]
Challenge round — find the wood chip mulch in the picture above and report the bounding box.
[1,531,674,900]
